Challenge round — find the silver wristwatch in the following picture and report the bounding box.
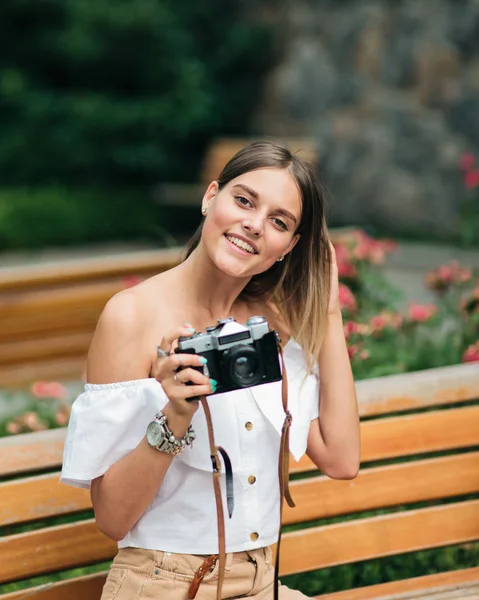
[146,412,195,456]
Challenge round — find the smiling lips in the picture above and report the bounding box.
[225,234,258,254]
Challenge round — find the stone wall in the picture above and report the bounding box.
[252,0,479,239]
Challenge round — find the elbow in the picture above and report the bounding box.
[96,515,128,542]
[323,460,360,480]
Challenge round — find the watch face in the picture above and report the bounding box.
[146,420,165,447]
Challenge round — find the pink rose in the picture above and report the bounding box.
[463,342,479,363]
[30,381,68,400]
[465,169,479,190]
[408,303,437,322]
[338,283,357,312]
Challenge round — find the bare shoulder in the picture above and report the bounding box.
[86,272,173,384]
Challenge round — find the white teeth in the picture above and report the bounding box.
[226,235,256,254]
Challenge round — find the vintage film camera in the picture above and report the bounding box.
[176,316,282,398]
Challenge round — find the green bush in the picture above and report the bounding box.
[0,0,274,188]
[0,186,176,249]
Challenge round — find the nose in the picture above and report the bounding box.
[242,216,263,238]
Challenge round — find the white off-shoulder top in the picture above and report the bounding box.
[61,339,319,554]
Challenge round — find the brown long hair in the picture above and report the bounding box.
[184,140,331,371]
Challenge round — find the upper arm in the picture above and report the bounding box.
[86,291,150,384]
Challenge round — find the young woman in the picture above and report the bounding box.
[61,141,360,599]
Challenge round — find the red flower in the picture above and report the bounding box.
[343,321,359,340]
[407,303,437,322]
[463,341,479,363]
[465,169,479,190]
[339,283,357,312]
[459,153,475,171]
[30,381,68,400]
[425,261,472,292]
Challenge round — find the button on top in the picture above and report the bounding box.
[245,421,253,431]
[250,532,259,541]
[248,475,256,485]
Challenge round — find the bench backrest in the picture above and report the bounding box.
[1,363,478,598]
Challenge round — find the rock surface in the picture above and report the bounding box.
[253,0,479,239]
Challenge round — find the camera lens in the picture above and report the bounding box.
[234,355,256,379]
[225,345,262,387]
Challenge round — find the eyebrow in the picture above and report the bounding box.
[232,183,298,224]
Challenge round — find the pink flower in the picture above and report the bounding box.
[6,421,21,434]
[343,321,359,340]
[55,407,70,426]
[465,169,479,190]
[347,344,360,359]
[335,244,357,278]
[463,342,479,363]
[21,411,47,432]
[425,261,472,292]
[338,283,357,312]
[459,153,475,171]
[408,303,437,322]
[370,314,387,333]
[30,381,68,400]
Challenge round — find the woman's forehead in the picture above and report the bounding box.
[228,168,302,211]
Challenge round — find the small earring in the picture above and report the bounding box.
[277,255,284,262]
[201,207,207,216]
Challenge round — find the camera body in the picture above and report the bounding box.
[176,316,282,398]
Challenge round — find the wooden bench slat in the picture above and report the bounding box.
[4,452,479,528]
[0,473,91,526]
[0,357,85,389]
[2,404,478,478]
[292,404,479,473]
[0,332,92,366]
[0,520,116,584]
[0,248,181,292]
[285,451,479,525]
[317,568,479,600]
[0,429,67,477]
[3,568,479,600]
[279,499,479,576]
[354,363,479,417]
[0,571,108,600]
[2,499,479,584]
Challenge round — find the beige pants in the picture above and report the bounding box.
[101,547,309,599]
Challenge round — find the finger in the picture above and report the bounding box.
[171,353,206,371]
[181,383,216,400]
[157,325,196,357]
[174,367,210,386]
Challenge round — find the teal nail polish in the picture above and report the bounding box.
[200,357,208,365]
[210,379,217,386]
[187,328,195,333]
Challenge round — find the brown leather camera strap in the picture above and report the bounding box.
[275,347,296,600]
[189,343,294,600]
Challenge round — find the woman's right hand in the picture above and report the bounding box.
[152,324,215,419]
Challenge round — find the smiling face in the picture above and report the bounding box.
[200,167,302,279]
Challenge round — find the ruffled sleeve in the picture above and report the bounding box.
[61,378,167,489]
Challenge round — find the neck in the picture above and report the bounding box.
[178,242,251,322]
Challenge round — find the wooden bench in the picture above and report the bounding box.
[1,362,479,599]
[0,248,181,388]
[155,137,318,206]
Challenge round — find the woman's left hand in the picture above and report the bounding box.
[327,241,340,316]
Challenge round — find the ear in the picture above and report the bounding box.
[201,181,219,214]
[284,233,300,257]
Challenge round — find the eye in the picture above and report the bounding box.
[272,217,288,231]
[235,195,252,207]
